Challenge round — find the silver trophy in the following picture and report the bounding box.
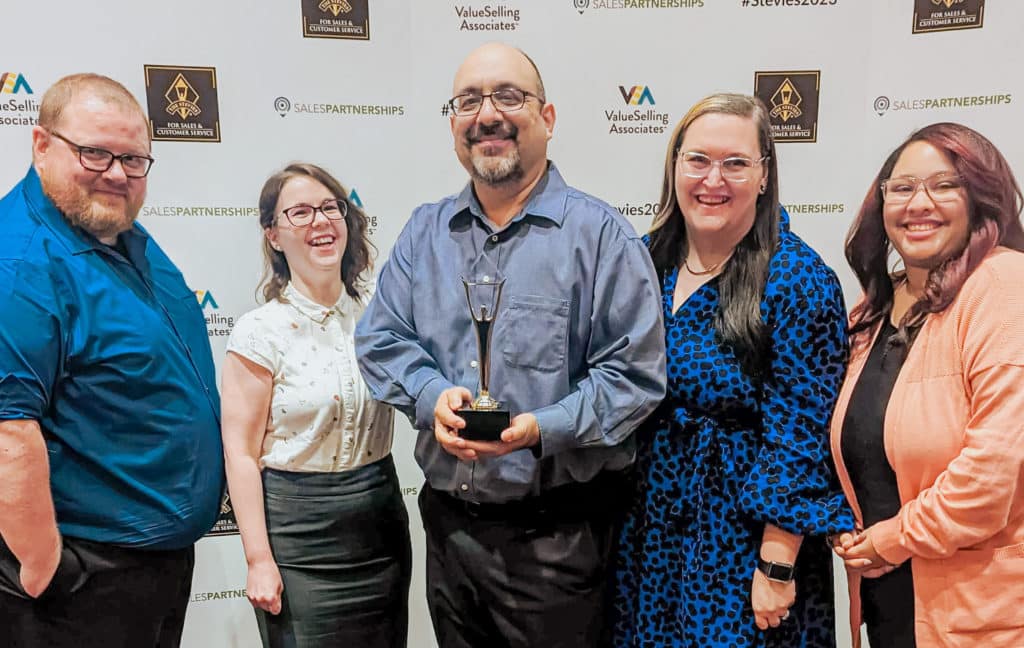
[459,271,510,441]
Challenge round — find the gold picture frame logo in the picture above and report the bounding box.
[301,0,370,40]
[754,71,820,144]
[913,0,984,34]
[144,65,220,143]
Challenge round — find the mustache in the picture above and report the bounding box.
[465,121,517,145]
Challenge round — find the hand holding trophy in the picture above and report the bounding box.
[459,267,511,441]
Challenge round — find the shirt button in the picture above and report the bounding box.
[460,483,469,492]
[470,360,478,369]
[490,235,498,243]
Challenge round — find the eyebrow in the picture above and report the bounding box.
[453,81,521,95]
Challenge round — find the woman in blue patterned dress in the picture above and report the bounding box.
[610,93,855,648]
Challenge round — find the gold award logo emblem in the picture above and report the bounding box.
[319,0,352,15]
[302,0,370,40]
[144,65,220,143]
[769,78,802,122]
[914,0,983,33]
[754,70,820,144]
[164,73,201,120]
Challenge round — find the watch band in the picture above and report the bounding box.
[756,557,795,583]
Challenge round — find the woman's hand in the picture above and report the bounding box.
[841,528,895,574]
[246,558,284,615]
[751,569,796,630]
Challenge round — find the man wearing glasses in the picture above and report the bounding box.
[0,74,222,647]
[356,43,666,646]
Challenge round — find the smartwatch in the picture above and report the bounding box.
[756,557,795,583]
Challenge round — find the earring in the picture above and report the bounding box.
[271,242,282,251]
[758,182,767,195]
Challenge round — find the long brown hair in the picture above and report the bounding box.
[845,122,1024,347]
[257,163,374,303]
[647,93,780,377]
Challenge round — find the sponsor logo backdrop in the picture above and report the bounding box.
[1,2,1021,646]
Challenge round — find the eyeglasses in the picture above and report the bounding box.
[447,87,542,117]
[677,151,768,182]
[881,172,964,205]
[48,130,154,178]
[280,199,348,227]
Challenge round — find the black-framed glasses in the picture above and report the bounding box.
[677,151,768,182]
[48,130,154,178]
[280,198,348,227]
[880,172,964,205]
[447,87,542,116]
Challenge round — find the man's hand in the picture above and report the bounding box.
[434,388,540,461]
[434,387,475,460]
[18,537,61,598]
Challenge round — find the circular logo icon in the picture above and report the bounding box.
[274,96,292,117]
[573,0,589,13]
[873,96,890,116]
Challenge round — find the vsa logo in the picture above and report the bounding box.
[618,85,655,106]
[0,73,33,95]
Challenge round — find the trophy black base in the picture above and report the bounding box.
[459,408,511,442]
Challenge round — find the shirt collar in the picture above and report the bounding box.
[449,161,569,229]
[282,282,354,324]
[22,165,151,259]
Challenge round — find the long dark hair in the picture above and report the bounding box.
[845,122,1024,347]
[257,162,374,303]
[648,93,780,377]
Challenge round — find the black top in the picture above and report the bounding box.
[841,319,917,648]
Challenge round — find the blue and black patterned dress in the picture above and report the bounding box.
[611,217,856,648]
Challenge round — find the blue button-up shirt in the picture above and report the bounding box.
[0,168,224,549]
[355,164,666,502]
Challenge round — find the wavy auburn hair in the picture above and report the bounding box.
[257,163,374,303]
[647,93,780,377]
[845,122,1024,347]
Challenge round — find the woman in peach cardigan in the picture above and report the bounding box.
[831,122,1024,647]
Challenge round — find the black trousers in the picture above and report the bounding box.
[0,534,194,648]
[257,455,412,648]
[419,474,626,648]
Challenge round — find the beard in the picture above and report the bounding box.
[39,166,142,241]
[464,122,524,187]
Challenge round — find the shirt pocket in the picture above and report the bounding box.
[941,542,1024,635]
[501,294,569,372]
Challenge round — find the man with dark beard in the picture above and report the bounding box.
[0,74,222,648]
[355,43,666,647]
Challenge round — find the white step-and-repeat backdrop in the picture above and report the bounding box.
[1,1,1017,646]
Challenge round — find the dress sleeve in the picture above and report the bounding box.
[872,261,1024,564]
[225,309,278,374]
[738,258,856,536]
[0,259,62,420]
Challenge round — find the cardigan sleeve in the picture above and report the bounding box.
[873,256,1024,564]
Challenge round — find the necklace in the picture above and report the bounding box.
[683,256,727,276]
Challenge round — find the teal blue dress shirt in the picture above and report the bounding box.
[0,168,223,549]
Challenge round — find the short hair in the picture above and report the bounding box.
[257,163,374,304]
[38,73,147,132]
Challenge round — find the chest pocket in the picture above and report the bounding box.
[501,294,569,371]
